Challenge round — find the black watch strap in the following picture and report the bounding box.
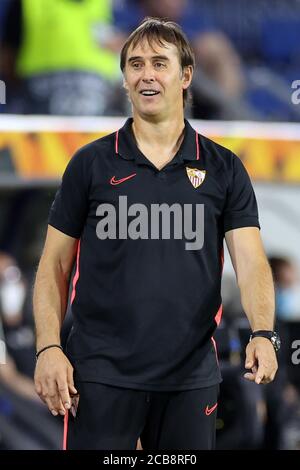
[250,330,274,339]
[250,330,281,352]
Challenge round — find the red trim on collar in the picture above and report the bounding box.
[196,132,200,161]
[115,130,119,155]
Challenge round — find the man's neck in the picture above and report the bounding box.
[131,113,185,169]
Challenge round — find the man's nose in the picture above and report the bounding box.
[141,64,155,82]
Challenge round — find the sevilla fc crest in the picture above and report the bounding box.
[186,167,206,188]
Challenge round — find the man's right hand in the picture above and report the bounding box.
[34,348,77,416]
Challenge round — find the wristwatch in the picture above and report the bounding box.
[249,330,281,352]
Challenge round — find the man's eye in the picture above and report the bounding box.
[154,62,166,69]
[132,63,142,69]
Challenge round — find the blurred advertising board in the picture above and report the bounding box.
[0,116,299,185]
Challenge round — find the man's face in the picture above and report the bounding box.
[123,39,192,119]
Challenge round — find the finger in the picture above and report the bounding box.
[270,371,276,382]
[45,392,65,416]
[57,397,67,415]
[41,382,50,406]
[48,392,67,416]
[35,381,45,401]
[260,376,272,384]
[42,381,61,415]
[243,366,257,382]
[44,396,59,416]
[255,366,266,384]
[244,372,256,381]
[255,358,270,384]
[39,393,47,405]
[47,377,62,412]
[57,375,71,410]
[262,369,277,384]
[245,347,256,369]
[245,358,255,369]
[35,381,42,395]
[67,367,77,395]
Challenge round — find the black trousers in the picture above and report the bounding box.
[64,381,219,450]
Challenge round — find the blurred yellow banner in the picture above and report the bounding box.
[0,118,300,182]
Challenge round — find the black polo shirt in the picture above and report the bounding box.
[48,118,260,391]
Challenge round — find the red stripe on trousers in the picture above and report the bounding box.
[63,410,69,450]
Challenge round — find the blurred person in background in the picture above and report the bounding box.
[262,256,300,449]
[0,350,63,449]
[0,251,35,401]
[0,251,62,449]
[219,271,298,449]
[114,0,246,119]
[0,0,125,115]
[269,257,300,387]
[0,251,35,377]
[220,266,300,450]
[269,256,300,393]
[270,256,300,324]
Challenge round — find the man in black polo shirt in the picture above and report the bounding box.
[33,18,279,450]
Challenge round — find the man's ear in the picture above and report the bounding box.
[181,66,193,90]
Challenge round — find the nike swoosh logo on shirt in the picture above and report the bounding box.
[205,402,218,416]
[110,173,137,185]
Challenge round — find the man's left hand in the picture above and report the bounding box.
[244,337,278,384]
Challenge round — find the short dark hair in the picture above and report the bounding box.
[120,17,195,106]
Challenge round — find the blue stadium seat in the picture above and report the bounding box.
[261,20,300,64]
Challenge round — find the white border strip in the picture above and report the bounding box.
[0,115,300,140]
[189,119,300,141]
[0,115,127,133]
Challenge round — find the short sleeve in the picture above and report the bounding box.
[223,153,260,234]
[48,148,90,239]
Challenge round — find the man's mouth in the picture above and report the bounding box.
[139,90,160,96]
